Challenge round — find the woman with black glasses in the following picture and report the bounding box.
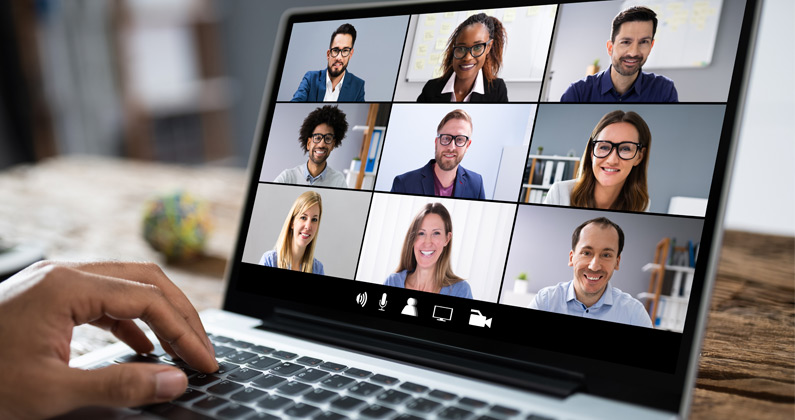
[417,13,508,103]
[544,110,651,212]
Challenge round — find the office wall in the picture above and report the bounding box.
[543,0,745,102]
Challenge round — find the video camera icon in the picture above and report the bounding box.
[468,309,492,328]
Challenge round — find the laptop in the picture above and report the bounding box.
[70,0,763,418]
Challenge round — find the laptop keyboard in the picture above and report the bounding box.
[106,333,557,420]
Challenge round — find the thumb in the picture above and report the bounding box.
[63,363,187,409]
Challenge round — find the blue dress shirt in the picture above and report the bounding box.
[384,270,473,299]
[560,66,678,103]
[259,250,324,275]
[529,280,652,327]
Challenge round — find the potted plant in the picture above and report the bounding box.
[350,157,362,172]
[513,272,529,294]
[587,58,600,76]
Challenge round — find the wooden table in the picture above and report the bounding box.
[0,157,792,419]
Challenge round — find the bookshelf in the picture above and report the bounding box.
[637,237,695,332]
[521,155,580,203]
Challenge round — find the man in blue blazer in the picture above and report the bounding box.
[291,23,366,102]
[391,109,485,199]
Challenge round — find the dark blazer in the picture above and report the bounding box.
[416,76,508,103]
[291,69,365,102]
[390,160,486,199]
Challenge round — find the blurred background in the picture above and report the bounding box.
[0,0,791,236]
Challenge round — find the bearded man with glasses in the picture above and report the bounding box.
[391,109,485,199]
[291,23,366,102]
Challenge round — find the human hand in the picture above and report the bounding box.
[0,261,219,419]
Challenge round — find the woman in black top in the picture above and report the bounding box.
[417,13,508,103]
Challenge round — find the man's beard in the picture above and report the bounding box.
[328,62,347,78]
[309,146,329,166]
[613,55,646,77]
[435,150,462,171]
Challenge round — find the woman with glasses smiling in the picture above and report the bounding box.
[544,110,651,212]
[417,13,508,103]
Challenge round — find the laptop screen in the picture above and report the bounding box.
[225,0,757,410]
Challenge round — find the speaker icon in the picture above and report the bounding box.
[356,292,368,307]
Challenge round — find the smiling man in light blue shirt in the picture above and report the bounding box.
[529,217,652,328]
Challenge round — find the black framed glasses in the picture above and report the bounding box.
[437,134,470,147]
[452,40,492,59]
[591,140,644,160]
[329,47,352,58]
[311,133,335,144]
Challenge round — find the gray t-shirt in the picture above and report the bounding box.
[274,163,348,188]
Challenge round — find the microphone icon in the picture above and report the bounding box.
[378,293,388,311]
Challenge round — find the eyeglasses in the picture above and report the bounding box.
[437,134,470,147]
[311,133,335,144]
[452,40,492,59]
[591,140,644,160]
[329,47,352,58]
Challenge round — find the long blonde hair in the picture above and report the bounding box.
[396,203,463,289]
[570,110,651,211]
[275,191,322,273]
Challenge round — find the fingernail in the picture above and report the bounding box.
[155,370,186,400]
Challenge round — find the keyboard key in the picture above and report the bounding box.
[438,406,474,419]
[252,374,287,389]
[295,368,330,383]
[194,395,229,410]
[227,351,258,364]
[230,340,255,349]
[476,416,501,420]
[526,415,557,420]
[257,394,293,411]
[217,403,254,419]
[359,404,396,419]
[399,382,429,394]
[247,413,280,420]
[285,403,321,418]
[248,356,281,370]
[303,388,340,404]
[348,382,383,398]
[227,367,263,382]
[319,361,347,372]
[459,397,488,409]
[321,375,356,390]
[376,389,412,405]
[271,350,298,360]
[252,345,275,355]
[214,345,237,358]
[175,388,205,403]
[297,356,323,366]
[216,361,240,375]
[331,396,367,412]
[344,368,372,379]
[395,415,425,420]
[490,405,520,416]
[369,374,399,385]
[212,335,234,344]
[405,398,441,414]
[208,380,244,396]
[271,362,304,376]
[276,381,313,396]
[230,387,267,404]
[314,412,347,420]
[146,402,215,420]
[189,374,222,387]
[115,353,161,364]
[429,389,458,402]
[174,364,198,378]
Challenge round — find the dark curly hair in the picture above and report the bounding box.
[442,13,507,87]
[299,105,348,152]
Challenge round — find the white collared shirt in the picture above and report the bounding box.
[324,71,346,102]
[440,69,485,102]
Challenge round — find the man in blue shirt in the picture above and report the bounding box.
[391,109,485,199]
[291,24,365,102]
[529,217,653,328]
[561,6,677,103]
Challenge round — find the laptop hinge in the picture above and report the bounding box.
[257,309,584,398]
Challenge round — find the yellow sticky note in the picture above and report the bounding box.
[415,60,425,70]
[503,10,516,23]
[424,30,434,41]
[425,15,437,26]
[527,6,540,16]
[417,45,428,56]
[484,9,495,16]
[430,53,440,64]
[444,12,455,19]
[466,11,478,18]
[435,38,447,51]
[440,23,451,35]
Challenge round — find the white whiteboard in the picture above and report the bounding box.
[622,0,723,69]
[405,6,557,83]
